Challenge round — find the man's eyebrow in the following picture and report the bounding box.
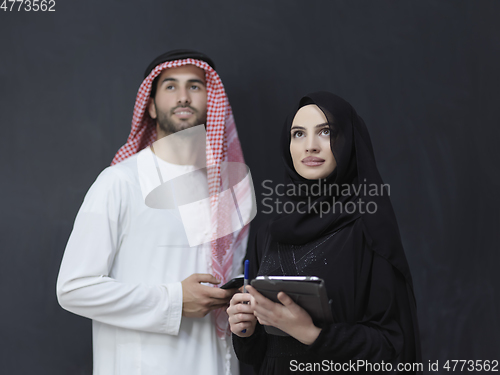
[290,123,330,130]
[187,79,206,85]
[160,78,206,85]
[161,78,178,84]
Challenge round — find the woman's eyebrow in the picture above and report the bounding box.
[290,123,330,131]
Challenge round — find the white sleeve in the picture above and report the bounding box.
[56,167,183,335]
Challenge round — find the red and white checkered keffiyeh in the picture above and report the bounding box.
[112,58,249,338]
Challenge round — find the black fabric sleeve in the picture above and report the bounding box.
[307,245,405,366]
[232,322,267,370]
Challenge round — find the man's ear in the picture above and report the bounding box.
[147,97,157,119]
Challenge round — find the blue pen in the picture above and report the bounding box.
[242,260,250,333]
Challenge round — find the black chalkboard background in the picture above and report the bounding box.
[0,1,498,374]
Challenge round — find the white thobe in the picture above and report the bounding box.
[56,148,246,375]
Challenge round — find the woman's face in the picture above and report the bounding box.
[289,104,337,180]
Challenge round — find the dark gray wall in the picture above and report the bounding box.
[1,1,498,374]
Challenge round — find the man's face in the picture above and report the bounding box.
[148,65,207,137]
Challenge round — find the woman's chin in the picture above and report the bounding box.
[299,170,329,180]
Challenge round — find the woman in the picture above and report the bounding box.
[227,92,421,374]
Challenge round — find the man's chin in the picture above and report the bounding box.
[157,115,206,136]
[161,120,193,133]
[177,117,208,128]
[176,121,199,131]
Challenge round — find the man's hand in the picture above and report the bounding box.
[181,273,237,318]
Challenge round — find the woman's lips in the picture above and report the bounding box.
[302,156,325,167]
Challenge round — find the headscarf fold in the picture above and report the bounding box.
[112,52,249,338]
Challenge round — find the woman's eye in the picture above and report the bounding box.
[321,129,330,136]
[292,131,304,138]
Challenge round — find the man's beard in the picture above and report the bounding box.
[156,105,206,135]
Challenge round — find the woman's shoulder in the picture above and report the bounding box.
[250,218,274,245]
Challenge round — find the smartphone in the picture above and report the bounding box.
[220,276,244,289]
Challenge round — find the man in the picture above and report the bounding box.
[57,50,251,375]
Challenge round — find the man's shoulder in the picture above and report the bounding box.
[103,154,140,182]
[90,154,141,192]
[80,154,142,209]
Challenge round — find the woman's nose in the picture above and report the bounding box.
[305,137,320,153]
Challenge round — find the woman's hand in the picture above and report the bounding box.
[227,292,257,337]
[247,285,322,345]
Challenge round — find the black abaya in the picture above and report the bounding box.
[233,219,420,374]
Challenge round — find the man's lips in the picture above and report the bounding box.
[173,107,195,118]
[302,156,325,167]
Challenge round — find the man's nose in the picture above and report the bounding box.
[177,87,191,106]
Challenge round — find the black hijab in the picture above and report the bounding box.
[269,91,414,290]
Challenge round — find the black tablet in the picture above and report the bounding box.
[251,276,333,336]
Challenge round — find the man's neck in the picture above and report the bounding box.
[153,125,206,167]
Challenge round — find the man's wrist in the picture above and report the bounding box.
[162,281,183,335]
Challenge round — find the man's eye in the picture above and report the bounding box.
[166,85,175,90]
[190,85,200,90]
